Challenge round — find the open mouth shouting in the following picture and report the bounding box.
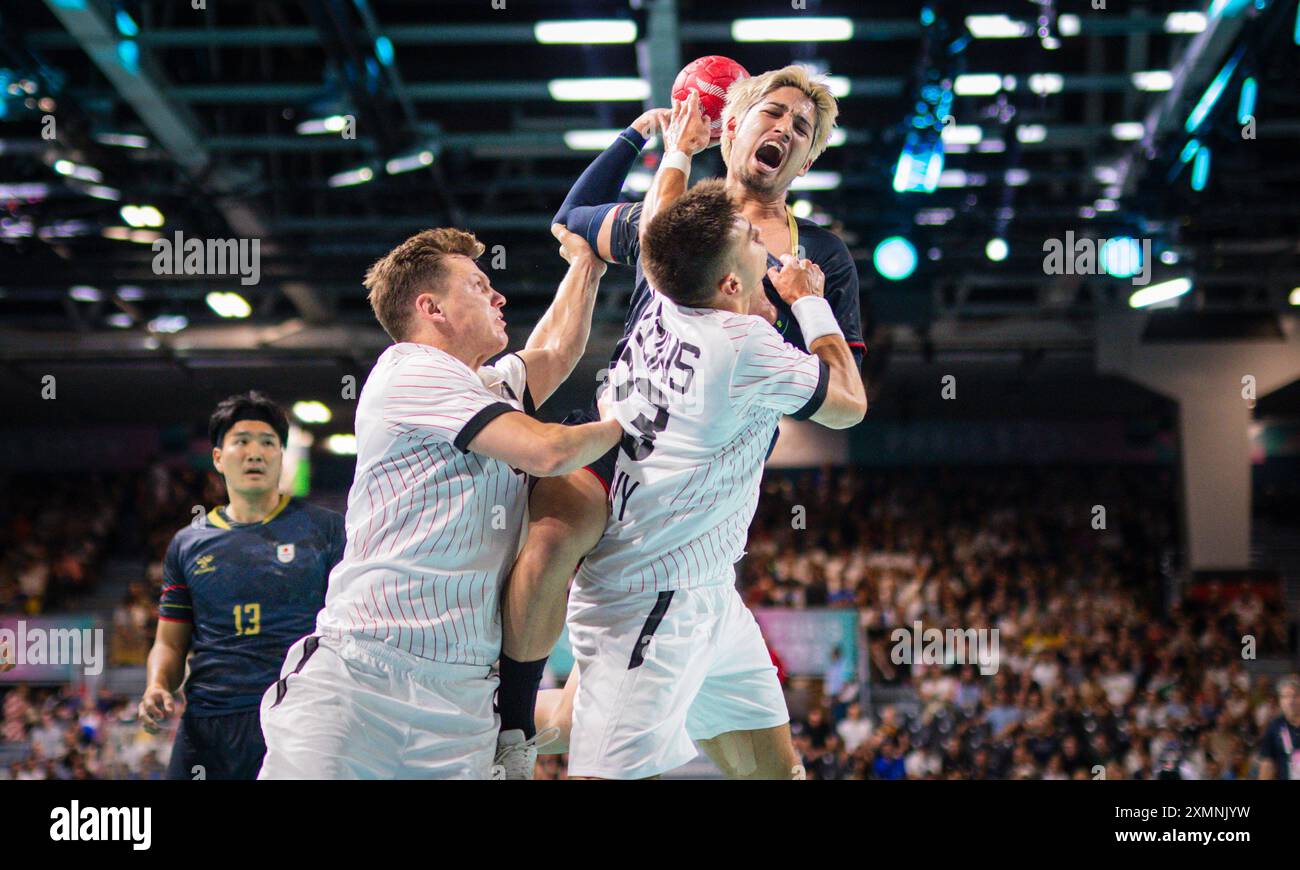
[753,138,787,175]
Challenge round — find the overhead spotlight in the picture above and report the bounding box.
[1160,251,1180,265]
[791,199,814,219]
[1191,147,1211,191]
[789,172,841,191]
[535,20,637,44]
[292,401,332,425]
[1016,125,1047,144]
[1057,14,1081,37]
[547,78,649,102]
[147,314,189,334]
[1290,287,1300,306]
[206,291,252,319]
[966,15,1030,38]
[94,132,149,149]
[120,204,164,227]
[1110,122,1145,141]
[1237,77,1257,124]
[1185,47,1244,133]
[941,124,983,145]
[873,237,918,281]
[731,17,853,42]
[1028,74,1064,95]
[624,171,653,193]
[1165,12,1208,33]
[385,150,435,174]
[1129,278,1192,308]
[985,238,1009,261]
[53,159,102,182]
[296,115,352,136]
[68,285,101,302]
[326,434,358,456]
[1101,237,1143,279]
[563,130,621,151]
[328,166,374,188]
[954,74,1004,96]
[1132,71,1174,92]
[106,313,133,329]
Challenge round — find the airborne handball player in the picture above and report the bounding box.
[495,63,867,764]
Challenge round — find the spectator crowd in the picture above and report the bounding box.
[3,463,1296,779]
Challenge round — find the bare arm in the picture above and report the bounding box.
[516,225,606,407]
[768,256,867,429]
[638,90,712,252]
[808,334,868,429]
[467,411,622,478]
[139,619,191,732]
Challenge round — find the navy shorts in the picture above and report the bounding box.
[165,708,267,780]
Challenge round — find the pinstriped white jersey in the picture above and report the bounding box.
[577,296,827,593]
[316,342,531,666]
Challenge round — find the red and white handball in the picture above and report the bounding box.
[671,55,750,143]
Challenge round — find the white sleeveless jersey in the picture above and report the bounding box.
[577,296,827,593]
[316,342,531,666]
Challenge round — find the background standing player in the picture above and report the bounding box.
[497,65,864,749]
[566,175,865,779]
[258,225,622,780]
[138,392,345,780]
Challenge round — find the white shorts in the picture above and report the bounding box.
[566,580,789,779]
[258,634,498,780]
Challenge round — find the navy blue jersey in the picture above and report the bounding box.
[603,200,866,370]
[159,496,345,716]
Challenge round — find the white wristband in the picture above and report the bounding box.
[661,150,691,175]
[790,296,843,344]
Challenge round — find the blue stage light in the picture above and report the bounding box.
[874,237,918,280]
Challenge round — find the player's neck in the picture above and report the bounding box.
[406,332,487,371]
[726,177,789,223]
[225,489,282,524]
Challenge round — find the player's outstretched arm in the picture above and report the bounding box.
[768,255,868,429]
[639,91,711,253]
[554,108,668,263]
[139,618,191,733]
[466,411,622,478]
[516,225,606,407]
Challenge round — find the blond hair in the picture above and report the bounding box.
[720,65,840,167]
[364,228,484,341]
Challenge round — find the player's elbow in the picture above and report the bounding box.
[815,392,867,429]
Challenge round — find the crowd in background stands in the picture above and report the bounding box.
[0,684,176,780]
[744,467,1297,779]
[3,464,1297,779]
[0,474,122,614]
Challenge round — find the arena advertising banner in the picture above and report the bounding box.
[0,615,102,685]
[752,608,859,678]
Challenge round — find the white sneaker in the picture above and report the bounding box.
[492,728,560,780]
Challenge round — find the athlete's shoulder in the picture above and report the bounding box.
[713,310,781,355]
